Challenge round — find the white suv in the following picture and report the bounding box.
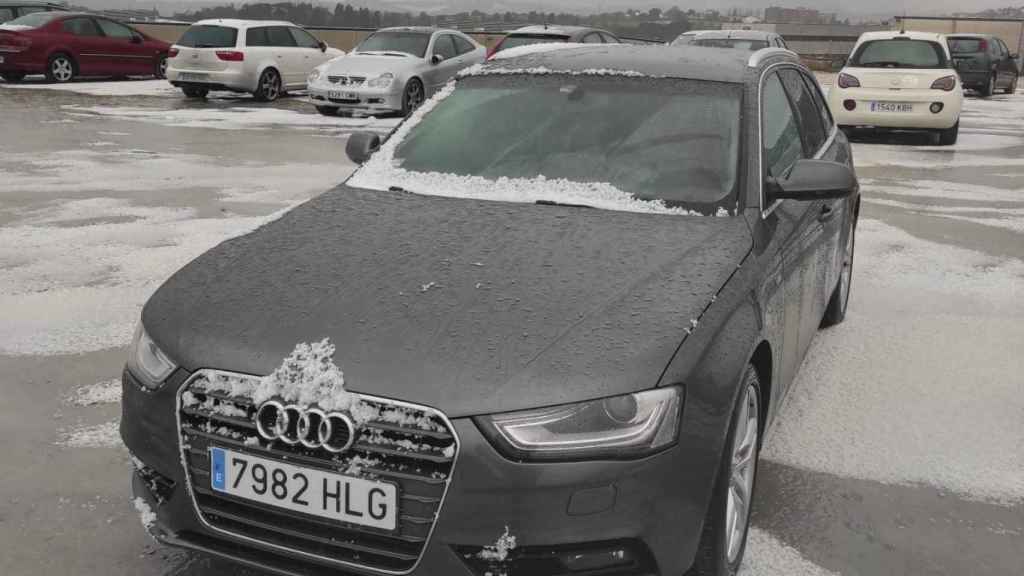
[829,31,963,145]
[166,19,344,101]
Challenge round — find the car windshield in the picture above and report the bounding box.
[3,11,60,28]
[177,25,238,48]
[356,31,431,57]
[355,75,742,215]
[851,39,948,68]
[498,34,570,52]
[693,38,769,51]
[948,38,985,54]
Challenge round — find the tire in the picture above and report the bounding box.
[1004,75,1018,95]
[687,367,762,576]
[401,78,424,116]
[937,121,959,146]
[253,68,282,102]
[315,106,339,116]
[822,219,855,327]
[0,72,26,83]
[979,73,995,97]
[45,53,75,83]
[155,55,168,80]
[181,86,208,99]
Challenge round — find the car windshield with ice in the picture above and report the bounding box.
[693,38,769,51]
[355,30,430,57]
[849,38,948,69]
[350,73,742,215]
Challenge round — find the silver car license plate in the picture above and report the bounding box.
[329,90,358,100]
[210,447,398,530]
[871,101,913,113]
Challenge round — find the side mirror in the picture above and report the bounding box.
[1011,53,1020,60]
[318,40,327,52]
[131,34,143,44]
[768,159,857,201]
[431,53,444,65]
[346,132,381,165]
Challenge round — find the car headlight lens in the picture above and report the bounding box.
[477,387,681,461]
[128,324,176,388]
[367,73,394,88]
[307,69,321,83]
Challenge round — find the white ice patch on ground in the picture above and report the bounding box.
[853,137,1024,169]
[739,528,839,576]
[56,421,123,448]
[1,79,182,98]
[765,219,1024,504]
[132,497,157,531]
[63,104,402,133]
[68,379,122,406]
[861,179,1024,203]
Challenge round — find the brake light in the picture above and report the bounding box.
[215,50,244,62]
[168,47,179,58]
[837,72,860,89]
[931,75,956,91]
[979,39,988,52]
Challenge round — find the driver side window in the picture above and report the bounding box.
[762,71,804,179]
[433,35,457,60]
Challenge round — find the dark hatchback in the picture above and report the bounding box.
[123,45,860,576]
[948,34,1019,96]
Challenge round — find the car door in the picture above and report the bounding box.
[997,39,1017,87]
[265,25,302,87]
[289,26,328,84]
[60,16,107,76]
[777,68,838,359]
[451,34,484,70]
[94,18,150,76]
[424,33,461,92]
[761,70,813,395]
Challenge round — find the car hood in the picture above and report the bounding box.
[323,52,424,76]
[143,187,752,418]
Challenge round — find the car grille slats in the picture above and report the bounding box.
[327,75,366,85]
[178,369,458,574]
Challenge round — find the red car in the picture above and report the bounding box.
[0,11,170,83]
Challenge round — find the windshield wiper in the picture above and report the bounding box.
[535,199,594,209]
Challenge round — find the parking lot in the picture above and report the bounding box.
[0,76,1022,576]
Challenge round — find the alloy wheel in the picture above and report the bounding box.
[405,80,424,113]
[51,57,73,82]
[261,70,280,101]
[158,57,168,79]
[725,382,759,564]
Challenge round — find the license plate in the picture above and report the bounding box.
[210,447,398,531]
[871,101,913,113]
[329,90,358,100]
[179,72,207,82]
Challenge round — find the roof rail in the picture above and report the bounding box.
[747,47,799,68]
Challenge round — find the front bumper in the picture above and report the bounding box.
[123,368,713,576]
[308,81,404,114]
[828,86,962,130]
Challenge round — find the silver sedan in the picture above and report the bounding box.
[307,27,485,117]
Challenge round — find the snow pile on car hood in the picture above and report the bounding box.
[251,338,363,414]
[347,83,715,216]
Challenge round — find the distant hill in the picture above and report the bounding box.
[958,6,1024,18]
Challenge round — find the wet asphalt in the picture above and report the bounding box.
[0,78,1021,576]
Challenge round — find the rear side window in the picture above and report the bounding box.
[266,26,296,47]
[762,72,804,178]
[779,69,826,155]
[949,38,986,54]
[96,19,135,40]
[290,27,320,49]
[694,38,769,52]
[177,25,238,48]
[63,17,101,37]
[851,39,948,68]
[0,8,14,22]
[246,27,269,47]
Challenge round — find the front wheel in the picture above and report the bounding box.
[254,68,282,102]
[979,73,995,97]
[315,106,339,116]
[46,53,75,83]
[155,55,168,79]
[181,86,208,99]
[401,78,424,116]
[1004,75,1018,95]
[937,121,959,146]
[687,367,762,576]
[822,220,855,327]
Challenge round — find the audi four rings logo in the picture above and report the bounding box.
[255,401,356,453]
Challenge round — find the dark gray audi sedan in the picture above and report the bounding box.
[123,45,859,576]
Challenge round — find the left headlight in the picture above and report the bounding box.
[367,73,394,88]
[128,324,176,389]
[307,68,321,84]
[476,387,682,462]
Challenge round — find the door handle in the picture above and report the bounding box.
[818,204,836,223]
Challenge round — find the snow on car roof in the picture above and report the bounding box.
[857,30,947,43]
[193,18,296,28]
[510,24,592,36]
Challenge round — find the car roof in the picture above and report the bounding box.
[947,33,993,39]
[479,44,795,83]
[509,24,599,36]
[0,0,65,6]
[193,18,296,28]
[857,30,946,43]
[692,29,777,40]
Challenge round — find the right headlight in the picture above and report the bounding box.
[128,324,177,389]
[367,73,394,88]
[476,387,682,462]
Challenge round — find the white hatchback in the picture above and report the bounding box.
[166,19,344,101]
[828,31,963,145]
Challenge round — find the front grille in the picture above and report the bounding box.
[178,370,458,574]
[328,75,366,86]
